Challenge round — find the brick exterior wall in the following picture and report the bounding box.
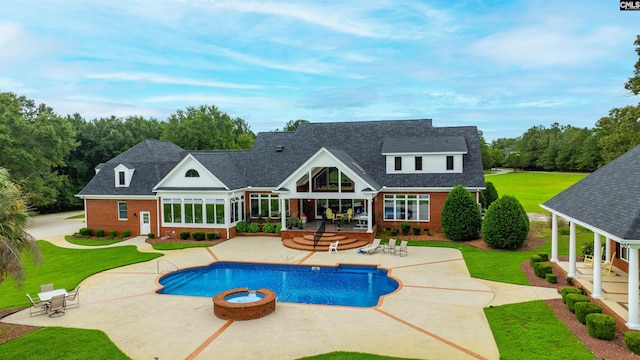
[85,199,157,236]
[373,191,458,232]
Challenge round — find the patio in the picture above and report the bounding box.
[2,235,561,360]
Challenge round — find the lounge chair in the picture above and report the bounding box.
[602,252,616,276]
[65,286,80,309]
[359,238,382,254]
[27,294,48,317]
[48,294,66,317]
[40,283,54,292]
[346,208,353,223]
[328,240,339,253]
[396,240,408,257]
[383,239,397,255]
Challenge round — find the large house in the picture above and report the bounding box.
[541,144,640,329]
[77,119,485,242]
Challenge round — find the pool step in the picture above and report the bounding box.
[282,236,370,251]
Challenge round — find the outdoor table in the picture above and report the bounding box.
[354,216,368,228]
[38,289,68,302]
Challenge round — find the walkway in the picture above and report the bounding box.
[3,213,561,360]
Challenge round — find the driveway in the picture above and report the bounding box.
[4,215,561,360]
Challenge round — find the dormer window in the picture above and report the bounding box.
[186,169,200,177]
[446,156,454,171]
[114,164,135,187]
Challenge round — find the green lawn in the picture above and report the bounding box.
[0,241,162,309]
[151,242,215,250]
[485,301,595,360]
[64,235,124,246]
[485,172,588,213]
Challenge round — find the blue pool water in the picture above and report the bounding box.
[157,262,399,307]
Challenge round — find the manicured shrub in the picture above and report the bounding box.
[79,228,93,237]
[575,302,602,324]
[546,273,557,284]
[179,231,190,240]
[480,181,499,210]
[192,231,205,241]
[625,331,640,355]
[148,233,155,239]
[236,221,248,232]
[401,222,410,236]
[441,185,482,241]
[586,313,616,340]
[108,230,117,239]
[95,229,105,238]
[122,230,131,238]
[538,253,549,262]
[530,254,542,266]
[390,228,399,236]
[533,262,552,278]
[566,293,590,313]
[262,223,276,233]
[275,223,282,234]
[413,227,420,235]
[561,287,583,303]
[206,232,216,240]
[482,195,529,249]
[248,223,260,233]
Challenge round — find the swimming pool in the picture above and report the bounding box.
[157,262,399,307]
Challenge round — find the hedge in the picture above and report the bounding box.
[566,293,590,313]
[625,331,640,355]
[179,231,190,240]
[586,313,616,340]
[545,273,557,284]
[192,231,205,241]
[575,302,602,325]
[561,287,583,303]
[95,229,105,238]
[533,262,552,278]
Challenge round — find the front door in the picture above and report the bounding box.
[140,211,151,235]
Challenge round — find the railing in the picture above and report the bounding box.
[157,260,178,274]
[313,220,326,249]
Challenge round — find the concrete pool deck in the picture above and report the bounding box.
[3,230,560,360]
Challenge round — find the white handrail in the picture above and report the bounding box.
[157,260,178,274]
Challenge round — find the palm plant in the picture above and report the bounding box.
[0,168,42,285]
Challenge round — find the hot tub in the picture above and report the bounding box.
[213,288,276,320]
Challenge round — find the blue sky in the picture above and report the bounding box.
[1,1,639,141]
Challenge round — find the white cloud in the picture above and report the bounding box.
[85,72,263,90]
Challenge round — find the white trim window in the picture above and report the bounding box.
[118,202,128,220]
[383,194,429,222]
[621,243,630,262]
[250,194,287,218]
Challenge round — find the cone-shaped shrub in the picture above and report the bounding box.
[482,195,529,249]
[441,185,482,241]
[481,181,498,209]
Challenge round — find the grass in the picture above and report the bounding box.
[484,301,595,360]
[64,235,124,246]
[0,327,130,360]
[65,213,85,219]
[0,241,162,309]
[299,352,420,360]
[486,172,588,213]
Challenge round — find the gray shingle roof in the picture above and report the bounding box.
[381,136,468,154]
[78,119,486,197]
[543,144,640,241]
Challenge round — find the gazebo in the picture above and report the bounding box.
[540,144,640,329]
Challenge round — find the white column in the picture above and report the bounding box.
[605,238,611,263]
[626,244,640,330]
[591,233,603,299]
[280,197,286,230]
[568,222,577,278]
[550,213,559,262]
[367,198,372,232]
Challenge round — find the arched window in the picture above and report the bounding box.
[186,169,200,177]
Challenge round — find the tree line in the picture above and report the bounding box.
[480,35,640,172]
[2,35,639,212]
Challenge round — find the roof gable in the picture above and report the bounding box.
[154,154,229,191]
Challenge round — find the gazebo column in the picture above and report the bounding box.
[626,244,640,330]
[591,233,603,299]
[550,213,559,263]
[280,197,286,230]
[568,222,577,278]
[605,237,611,263]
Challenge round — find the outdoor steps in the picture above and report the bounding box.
[282,233,370,251]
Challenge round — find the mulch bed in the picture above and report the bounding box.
[2,232,639,358]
